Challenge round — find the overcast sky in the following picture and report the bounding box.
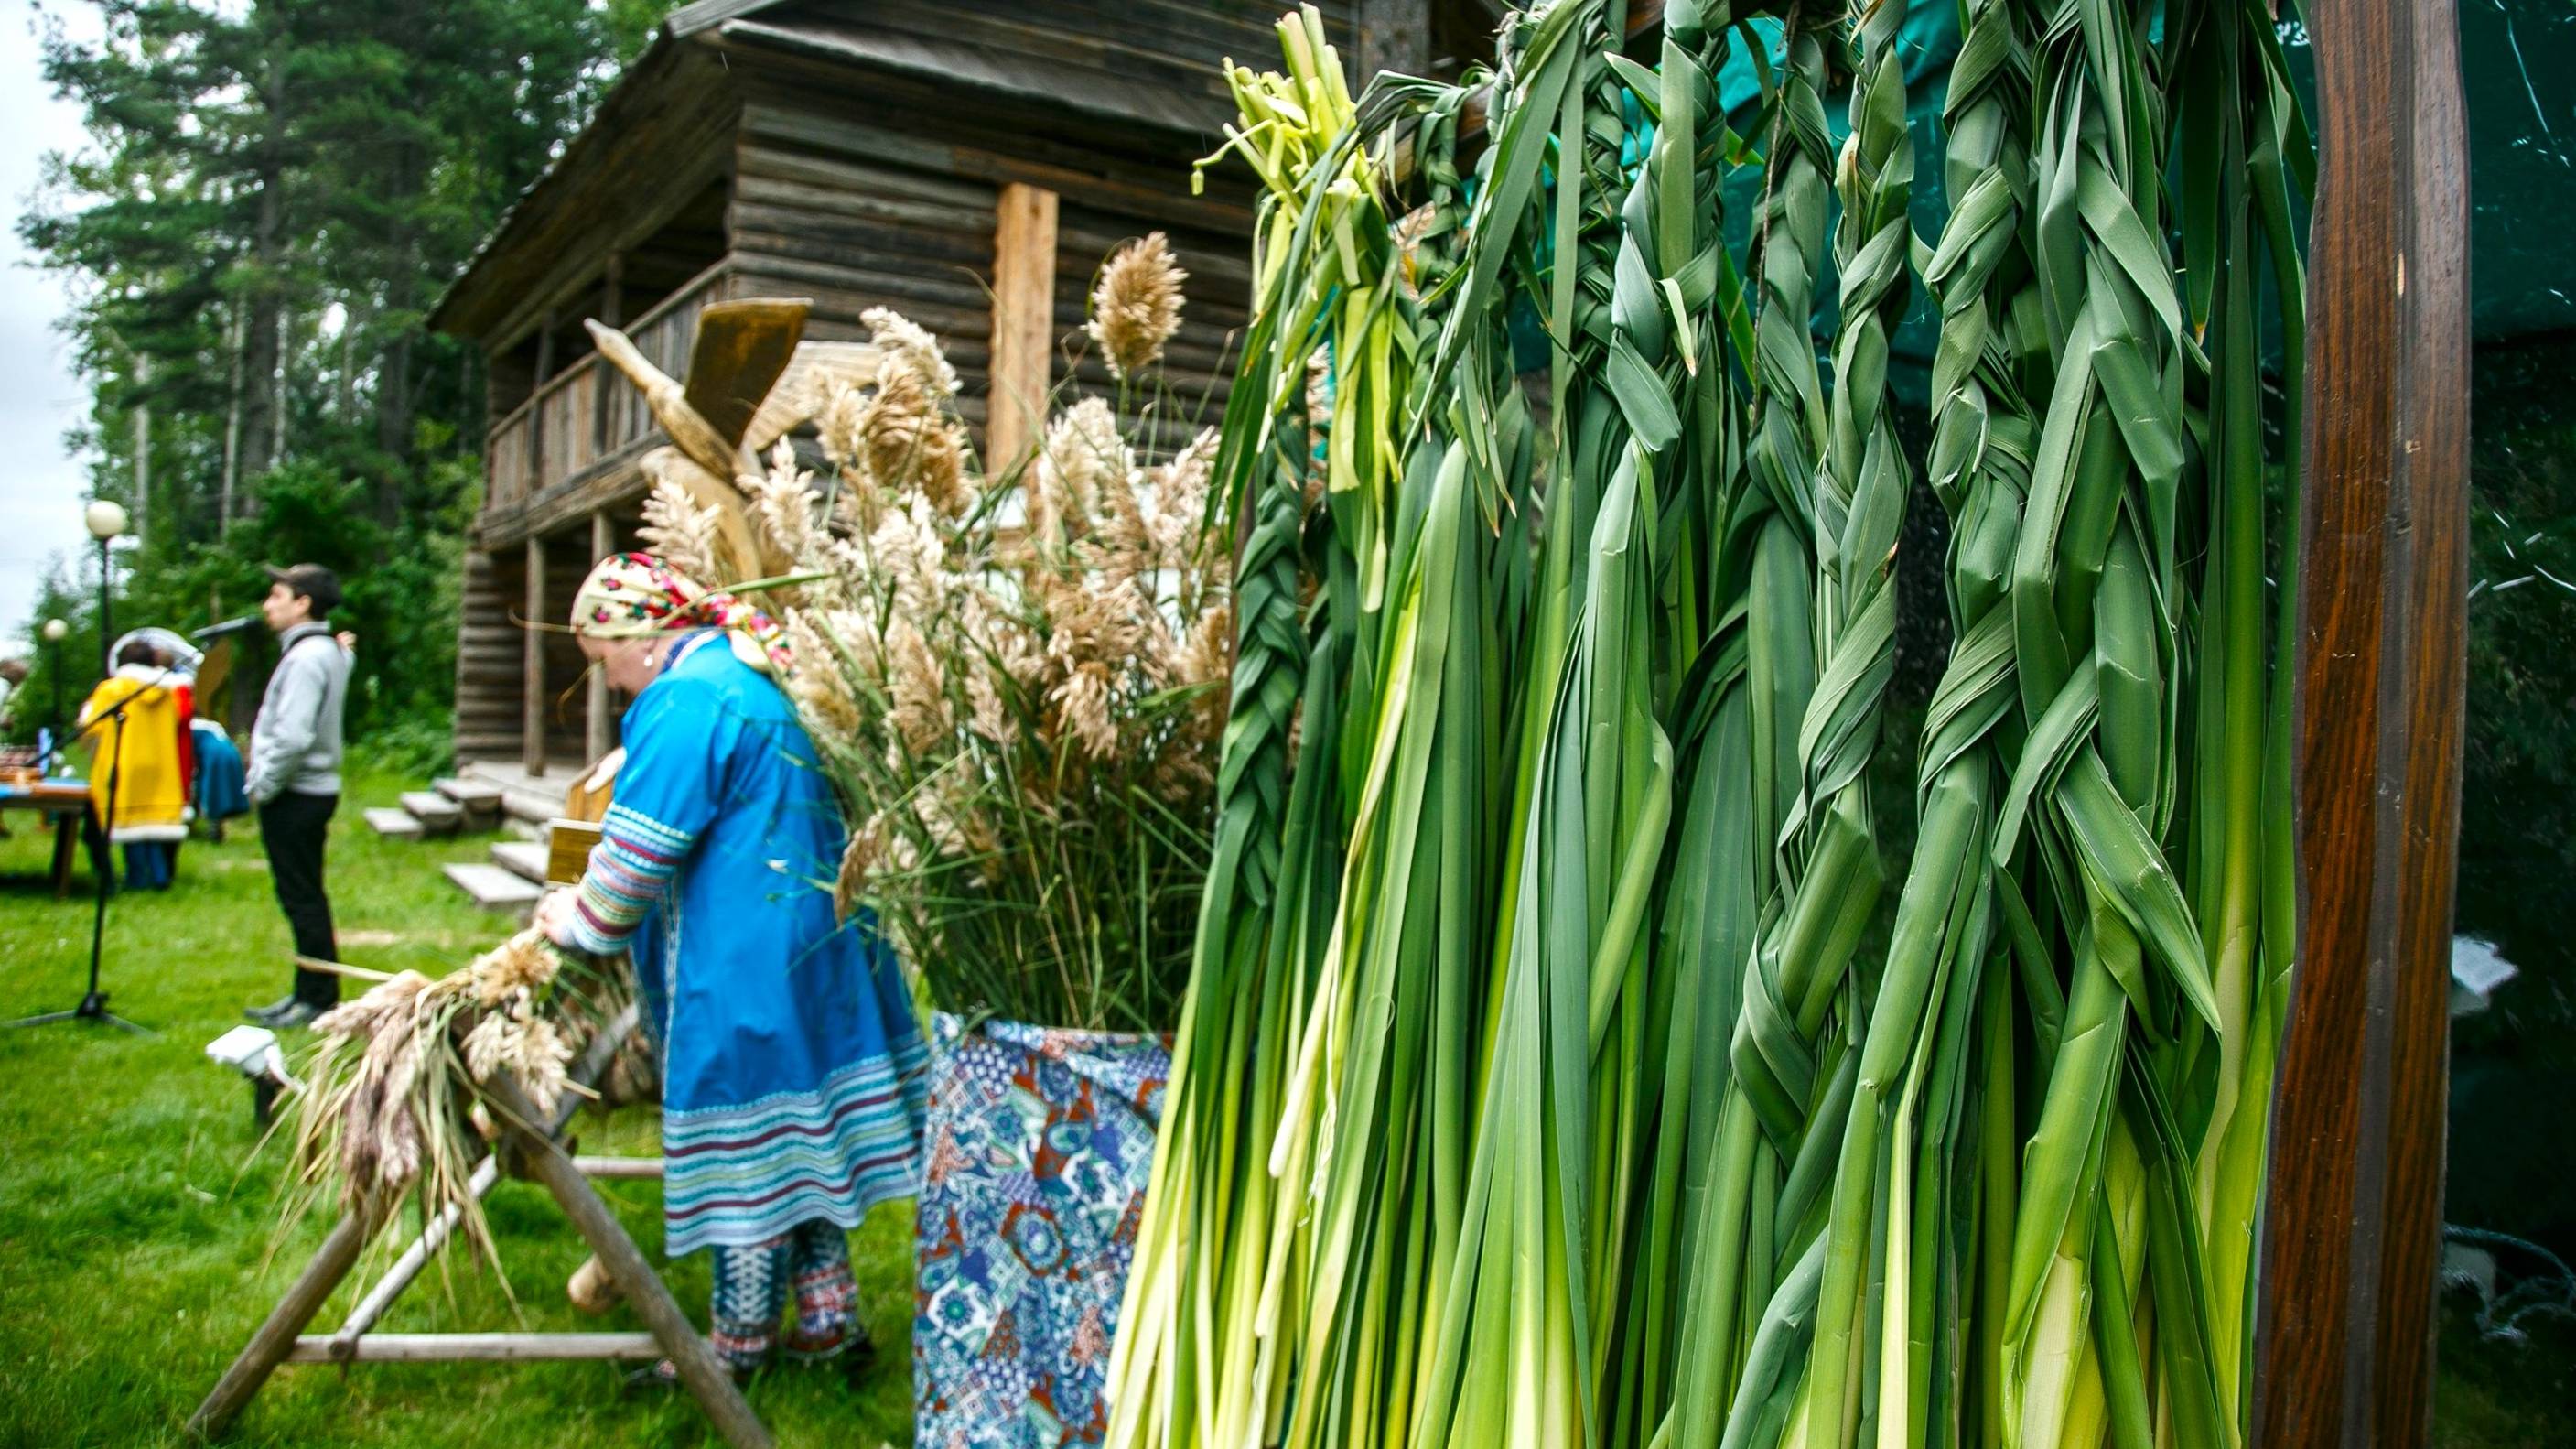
[0,2,100,655]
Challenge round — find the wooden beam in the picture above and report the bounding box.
[571,1155,664,1180]
[523,535,548,779]
[1353,0,1431,86]
[484,1072,772,1449]
[187,1212,373,1436]
[586,511,613,763]
[288,1332,661,1363]
[2254,0,2471,1440]
[322,1157,502,1357]
[986,182,1059,475]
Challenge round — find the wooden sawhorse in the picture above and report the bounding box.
[187,1007,771,1447]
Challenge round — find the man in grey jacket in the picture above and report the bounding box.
[244,563,352,1028]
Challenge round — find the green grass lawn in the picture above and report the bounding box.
[0,768,913,1447]
[2,768,2570,1447]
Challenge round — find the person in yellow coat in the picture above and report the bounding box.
[78,639,190,891]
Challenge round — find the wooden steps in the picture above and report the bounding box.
[490,841,551,885]
[433,777,506,828]
[363,806,425,839]
[398,791,464,835]
[442,862,545,914]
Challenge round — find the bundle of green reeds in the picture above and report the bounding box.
[1109,0,2308,1444]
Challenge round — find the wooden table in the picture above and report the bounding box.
[0,779,102,896]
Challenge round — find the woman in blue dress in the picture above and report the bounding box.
[535,552,925,1387]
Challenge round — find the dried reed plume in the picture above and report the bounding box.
[639,474,724,584]
[1088,232,1187,382]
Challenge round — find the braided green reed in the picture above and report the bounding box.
[1644,16,1842,1449]
[1790,0,1924,1440]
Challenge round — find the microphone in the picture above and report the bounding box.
[192,616,260,641]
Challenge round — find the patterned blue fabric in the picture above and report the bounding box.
[612,633,928,1256]
[914,1013,1169,1448]
[711,1220,857,1370]
[190,723,248,821]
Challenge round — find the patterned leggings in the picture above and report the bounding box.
[709,1220,861,1371]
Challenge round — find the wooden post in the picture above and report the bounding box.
[595,254,624,456]
[986,182,1059,475]
[531,313,556,487]
[523,534,548,779]
[187,1212,373,1437]
[483,1074,773,1449]
[2254,0,2470,1442]
[1352,0,1430,86]
[586,511,613,763]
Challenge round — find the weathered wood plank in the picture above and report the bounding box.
[2254,0,2470,1440]
[988,184,1060,475]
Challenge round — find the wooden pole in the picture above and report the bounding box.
[2255,0,2470,1441]
[187,1212,373,1438]
[482,1073,773,1449]
[322,1156,502,1356]
[287,1332,661,1363]
[586,510,613,763]
[523,534,548,778]
[986,182,1060,476]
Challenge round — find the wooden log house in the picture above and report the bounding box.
[431,0,1493,777]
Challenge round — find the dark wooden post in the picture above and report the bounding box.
[586,511,613,763]
[2254,0,2471,1441]
[595,254,624,457]
[531,313,556,489]
[524,534,549,779]
[986,182,1059,474]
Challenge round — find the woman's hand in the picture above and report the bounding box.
[534,887,577,946]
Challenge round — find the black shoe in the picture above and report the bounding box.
[783,1329,878,1386]
[244,995,299,1023]
[264,1000,328,1030]
[835,1333,879,1388]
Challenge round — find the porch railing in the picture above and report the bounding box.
[481,262,738,516]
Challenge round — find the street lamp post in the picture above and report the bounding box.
[40,618,68,750]
[85,501,127,678]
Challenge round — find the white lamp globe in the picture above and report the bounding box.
[40,618,68,642]
[84,500,129,541]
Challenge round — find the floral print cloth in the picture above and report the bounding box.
[913,1012,1170,1448]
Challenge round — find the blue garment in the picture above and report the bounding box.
[192,723,249,821]
[123,840,176,891]
[579,633,926,1256]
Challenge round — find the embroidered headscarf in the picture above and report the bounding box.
[568,552,794,676]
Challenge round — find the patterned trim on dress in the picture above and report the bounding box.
[663,1035,931,1256]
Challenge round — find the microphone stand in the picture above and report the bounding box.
[7,669,168,1035]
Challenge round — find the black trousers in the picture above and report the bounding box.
[259,791,340,1006]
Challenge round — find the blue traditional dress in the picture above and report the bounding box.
[559,630,927,1260]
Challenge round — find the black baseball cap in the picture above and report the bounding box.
[264,563,343,614]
